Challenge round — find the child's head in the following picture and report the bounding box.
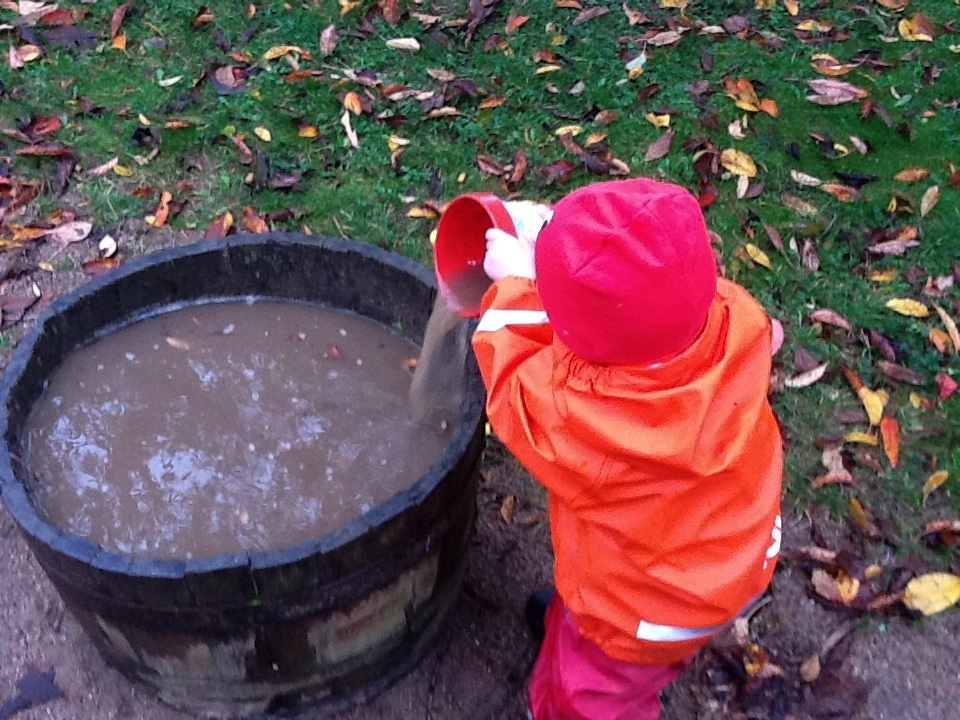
[535,178,717,366]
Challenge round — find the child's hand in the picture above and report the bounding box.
[484,228,536,281]
[502,201,552,245]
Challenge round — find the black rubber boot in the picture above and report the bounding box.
[525,587,556,640]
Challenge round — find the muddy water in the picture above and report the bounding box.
[24,300,451,559]
[408,296,470,428]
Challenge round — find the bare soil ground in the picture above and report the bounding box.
[1,229,958,720]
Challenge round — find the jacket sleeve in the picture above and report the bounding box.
[470,278,586,507]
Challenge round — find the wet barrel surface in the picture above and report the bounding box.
[0,234,486,717]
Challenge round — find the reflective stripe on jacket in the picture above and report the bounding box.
[472,276,783,665]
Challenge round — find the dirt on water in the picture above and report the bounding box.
[0,227,958,720]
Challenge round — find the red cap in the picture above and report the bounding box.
[535,178,717,365]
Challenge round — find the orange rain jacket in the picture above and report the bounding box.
[472,276,783,666]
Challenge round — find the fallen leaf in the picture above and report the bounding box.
[500,494,516,523]
[505,12,529,34]
[204,212,234,239]
[82,257,121,276]
[920,185,939,217]
[254,126,272,142]
[44,221,92,245]
[806,79,868,105]
[886,298,929,318]
[936,372,957,400]
[800,655,821,683]
[810,309,851,330]
[758,98,779,117]
[922,470,949,503]
[792,170,823,187]
[574,6,610,24]
[845,431,879,446]
[343,91,363,115]
[880,417,899,468]
[932,304,960,353]
[145,190,172,228]
[386,37,420,52]
[264,44,304,60]
[645,112,671,128]
[820,183,860,202]
[320,24,338,56]
[899,12,936,42]
[720,148,757,177]
[893,166,929,182]
[745,243,771,269]
[859,388,885,426]
[242,206,269,234]
[903,573,960,615]
[786,362,829,389]
[340,110,359,148]
[87,156,119,177]
[644,130,674,161]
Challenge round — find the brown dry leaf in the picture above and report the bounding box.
[903,573,960,615]
[478,95,506,110]
[340,110,359,148]
[933,304,960,352]
[785,362,829,389]
[555,0,583,8]
[758,98,779,117]
[320,24,339,56]
[110,2,131,39]
[500,494,516,523]
[929,328,952,354]
[623,3,648,24]
[806,79,868,105]
[646,29,683,46]
[922,471,949,503]
[811,568,859,604]
[573,5,610,24]
[720,148,757,177]
[893,166,929,182]
[886,298,929,318]
[811,53,855,76]
[264,45,305,61]
[920,185,939,217]
[880,417,900,468]
[899,12,936,42]
[644,130,674,161]
[723,78,760,112]
[204,211,234,239]
[743,644,783,678]
[810,308,851,330]
[111,33,126,52]
[381,0,400,25]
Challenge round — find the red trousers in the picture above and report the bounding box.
[528,597,691,720]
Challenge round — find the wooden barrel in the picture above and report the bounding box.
[0,234,486,717]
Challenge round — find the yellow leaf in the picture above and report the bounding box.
[922,470,949,503]
[263,44,304,60]
[254,126,272,142]
[867,268,897,282]
[844,431,879,446]
[898,13,935,42]
[645,112,671,128]
[756,0,775,8]
[858,387,885,426]
[298,125,318,138]
[659,0,687,9]
[886,298,929,318]
[535,64,562,74]
[903,573,960,615]
[784,0,799,15]
[340,0,361,15]
[113,165,132,177]
[933,304,960,353]
[720,148,757,177]
[585,132,607,146]
[745,243,771,269]
[406,206,438,219]
[138,113,151,126]
[387,134,410,150]
[554,124,582,136]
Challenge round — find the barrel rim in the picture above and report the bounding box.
[0,232,485,579]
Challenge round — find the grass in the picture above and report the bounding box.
[2,0,959,562]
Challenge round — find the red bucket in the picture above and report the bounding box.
[434,193,516,318]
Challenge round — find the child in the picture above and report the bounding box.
[470,178,783,720]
